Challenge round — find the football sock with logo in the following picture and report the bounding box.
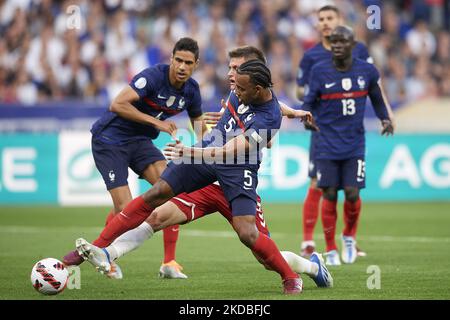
[321,199,338,252]
[163,225,179,263]
[251,232,298,280]
[281,251,318,277]
[343,198,361,238]
[93,196,154,248]
[107,222,154,261]
[302,187,322,241]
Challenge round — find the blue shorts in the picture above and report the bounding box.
[308,133,318,179]
[161,162,259,216]
[316,157,366,190]
[92,138,166,190]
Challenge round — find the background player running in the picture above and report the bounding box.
[301,26,394,265]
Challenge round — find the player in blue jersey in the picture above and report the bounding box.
[302,26,394,265]
[62,37,207,279]
[75,60,304,294]
[77,46,331,289]
[296,5,393,258]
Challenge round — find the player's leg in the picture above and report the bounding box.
[340,157,365,263]
[105,201,187,262]
[63,141,132,267]
[230,196,302,294]
[316,159,341,266]
[301,135,322,256]
[139,159,186,278]
[77,162,215,267]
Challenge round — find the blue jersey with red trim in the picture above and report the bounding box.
[302,58,389,160]
[296,42,372,88]
[201,90,282,164]
[91,64,202,145]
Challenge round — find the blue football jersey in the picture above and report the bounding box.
[302,58,389,160]
[297,42,372,89]
[202,91,282,164]
[91,64,202,145]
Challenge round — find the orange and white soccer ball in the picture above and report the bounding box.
[31,258,69,295]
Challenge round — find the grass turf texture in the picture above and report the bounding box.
[1,202,450,300]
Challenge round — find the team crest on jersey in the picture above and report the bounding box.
[166,96,176,107]
[177,97,185,109]
[342,78,352,91]
[237,104,249,114]
[357,76,366,89]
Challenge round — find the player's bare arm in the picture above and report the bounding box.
[164,134,252,162]
[279,101,319,131]
[110,86,178,138]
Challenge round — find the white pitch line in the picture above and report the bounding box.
[0,225,449,243]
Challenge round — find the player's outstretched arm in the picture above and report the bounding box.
[163,134,251,162]
[279,102,319,132]
[110,86,178,139]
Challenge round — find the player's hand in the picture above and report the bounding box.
[163,140,186,161]
[381,119,394,136]
[298,111,319,132]
[155,120,178,140]
[203,111,223,126]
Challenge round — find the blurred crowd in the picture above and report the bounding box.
[0,0,449,110]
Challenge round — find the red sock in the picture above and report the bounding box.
[93,196,154,248]
[321,199,338,252]
[343,198,361,237]
[163,225,179,263]
[302,187,322,241]
[251,232,298,281]
[104,210,115,226]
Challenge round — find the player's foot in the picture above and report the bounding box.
[283,277,303,295]
[106,261,123,280]
[341,235,357,264]
[159,260,188,279]
[75,238,111,275]
[300,240,316,257]
[324,249,341,266]
[309,252,333,288]
[356,245,367,257]
[62,250,84,266]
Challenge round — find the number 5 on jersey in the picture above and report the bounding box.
[243,170,253,190]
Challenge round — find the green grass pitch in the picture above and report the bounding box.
[1,202,450,300]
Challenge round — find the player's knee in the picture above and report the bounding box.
[322,187,338,201]
[344,188,360,203]
[234,223,259,248]
[142,180,174,207]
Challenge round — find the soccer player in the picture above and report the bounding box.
[85,46,332,288]
[301,26,394,265]
[296,5,394,258]
[62,37,207,279]
[75,60,308,294]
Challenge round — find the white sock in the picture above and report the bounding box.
[281,251,318,277]
[107,222,154,261]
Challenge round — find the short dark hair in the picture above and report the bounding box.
[318,5,340,16]
[228,46,266,64]
[173,37,199,60]
[237,59,273,88]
